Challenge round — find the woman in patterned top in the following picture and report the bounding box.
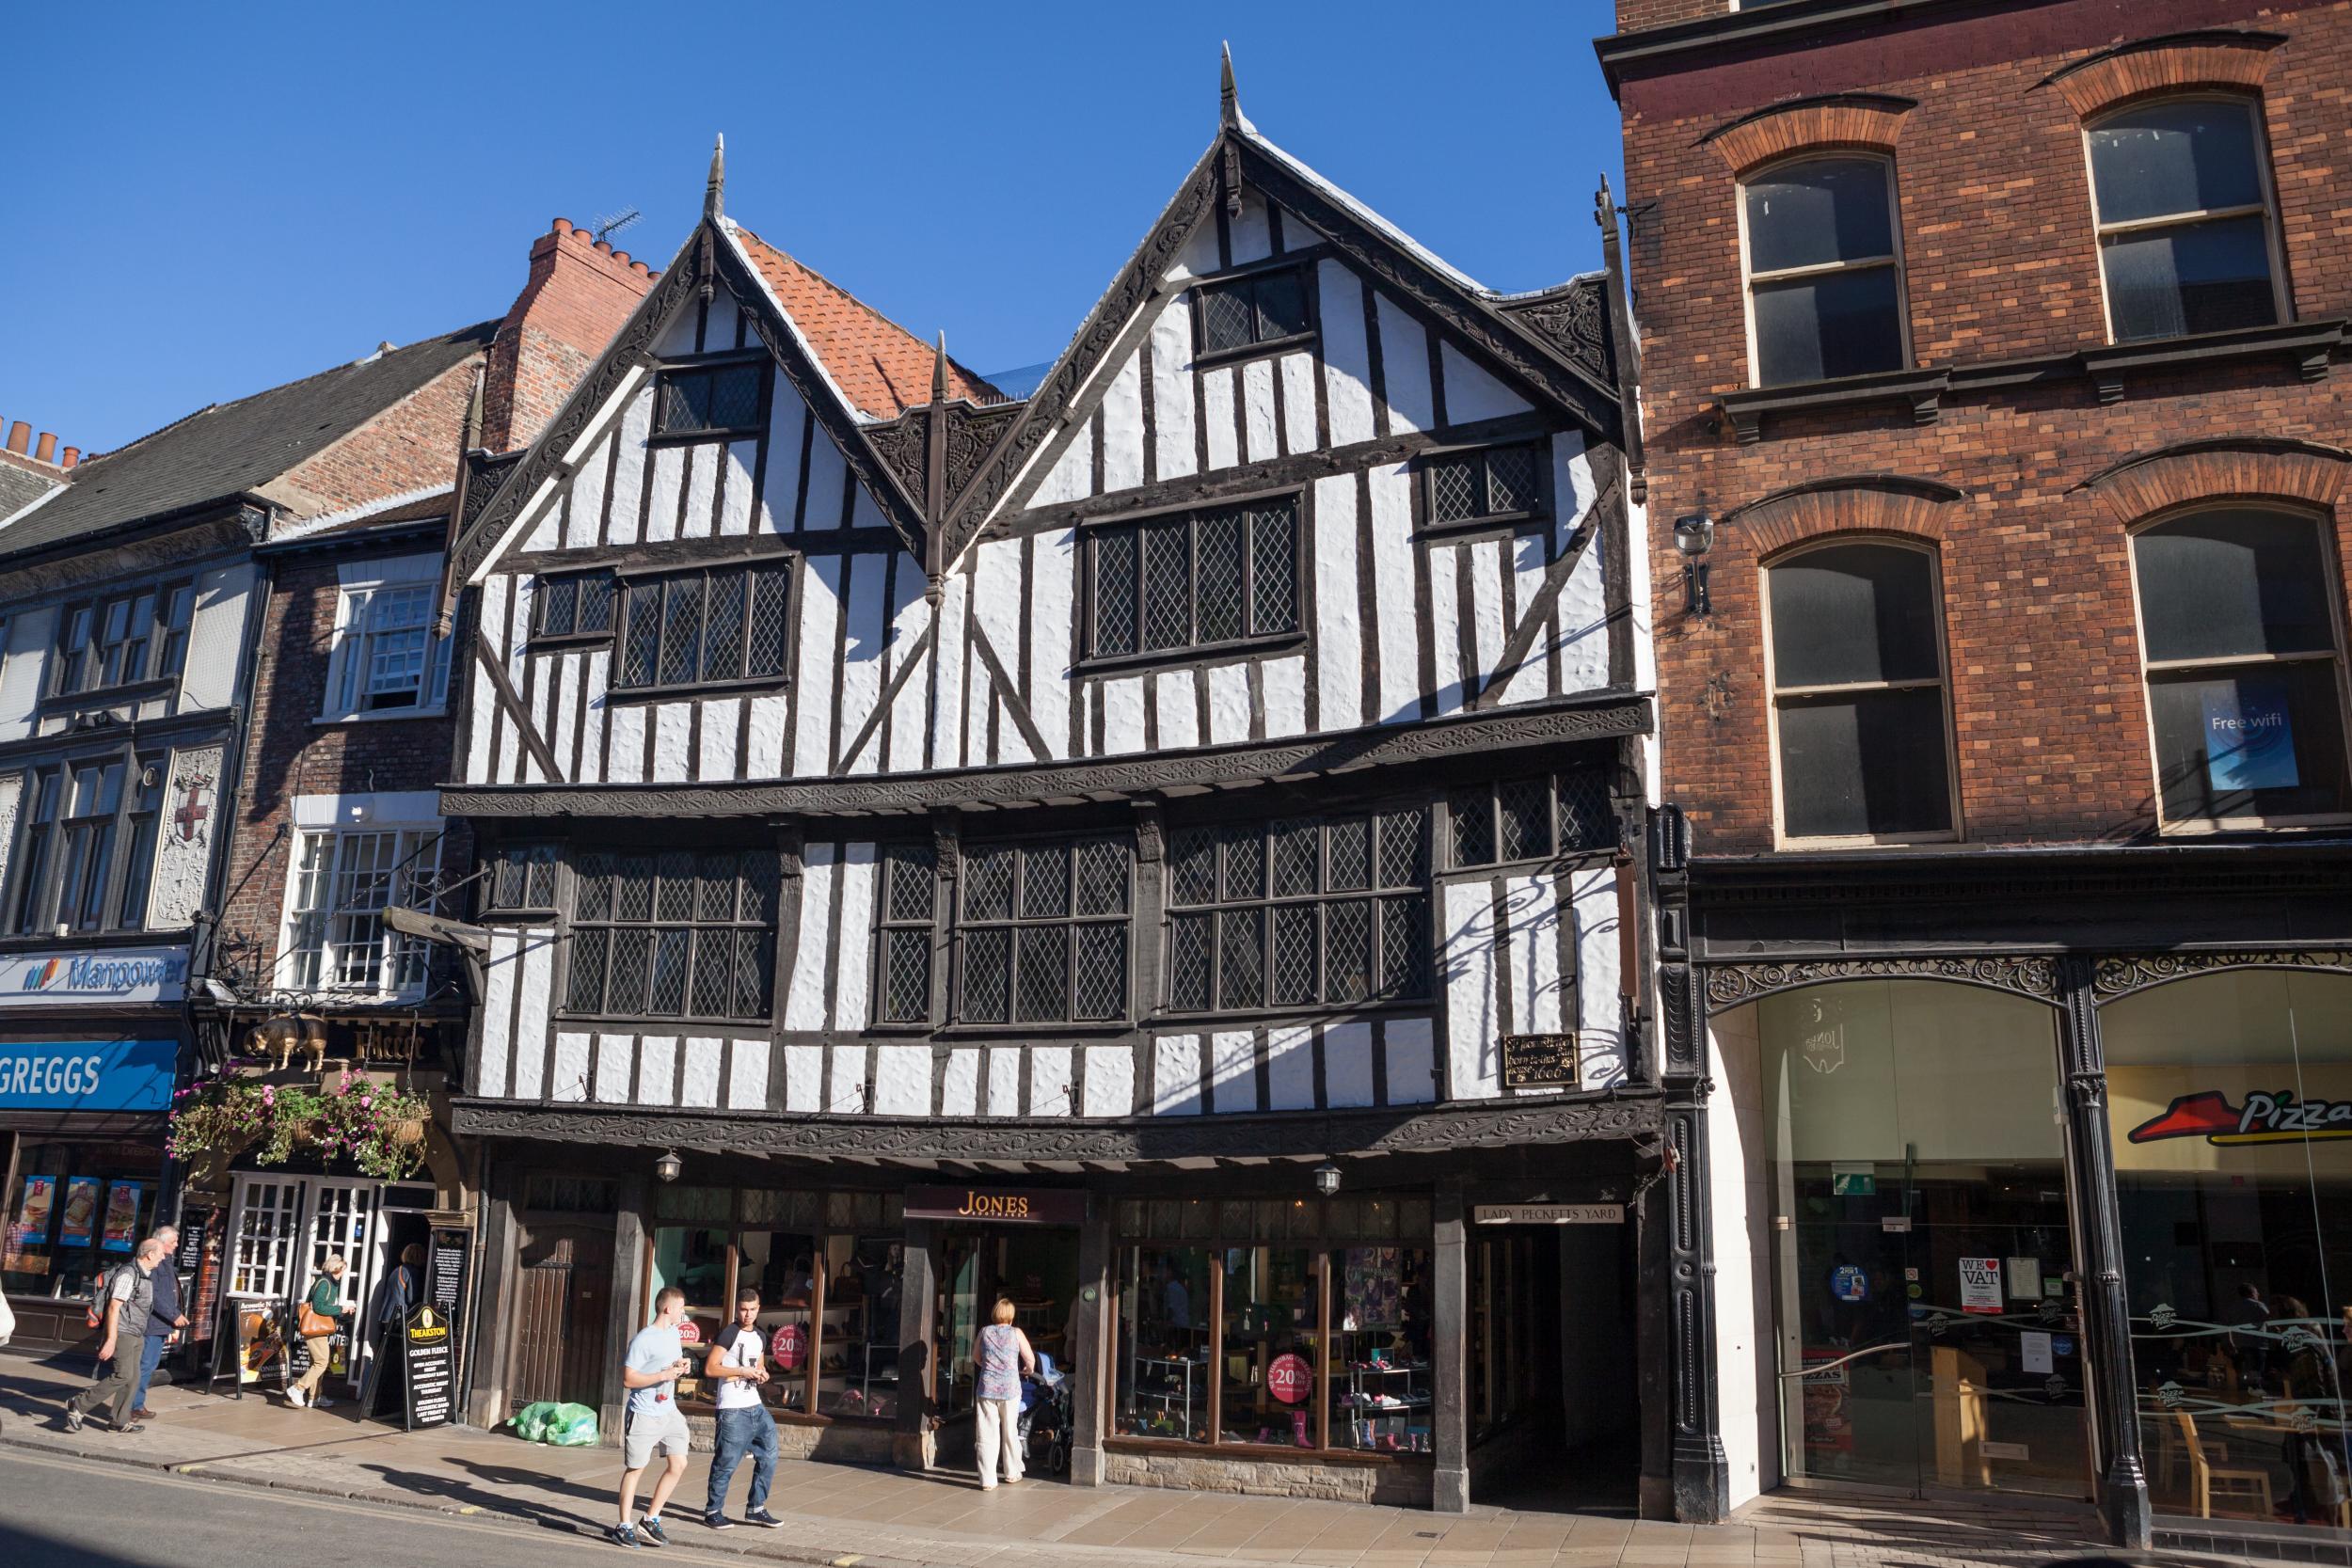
[972,1298,1037,1490]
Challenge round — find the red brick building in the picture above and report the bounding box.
[1599,0,2352,1548]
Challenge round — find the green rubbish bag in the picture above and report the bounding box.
[508,1401,598,1445]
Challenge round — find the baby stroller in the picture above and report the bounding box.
[1019,1352,1072,1478]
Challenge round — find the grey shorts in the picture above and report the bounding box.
[623,1403,691,1469]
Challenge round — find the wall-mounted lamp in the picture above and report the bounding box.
[654,1149,682,1184]
[1312,1160,1342,1198]
[1673,513,1714,617]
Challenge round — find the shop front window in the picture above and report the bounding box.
[1743,979,2090,1500]
[1331,1239,1433,1453]
[736,1207,820,1414]
[2104,969,2352,1531]
[3,1141,160,1300]
[1118,1244,1213,1442]
[819,1212,904,1419]
[1221,1244,1321,1447]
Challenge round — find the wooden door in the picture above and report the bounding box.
[511,1222,613,1409]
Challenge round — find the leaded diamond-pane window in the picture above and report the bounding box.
[1195,265,1316,357]
[876,842,938,1024]
[1453,771,1619,867]
[1089,499,1300,660]
[561,846,778,1022]
[955,837,1133,1024]
[655,361,765,436]
[1423,443,1547,531]
[612,563,791,692]
[1165,808,1431,1012]
[533,570,616,640]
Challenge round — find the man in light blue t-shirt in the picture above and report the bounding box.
[611,1286,694,1549]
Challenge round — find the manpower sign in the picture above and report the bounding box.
[0,1039,177,1112]
[0,946,188,1006]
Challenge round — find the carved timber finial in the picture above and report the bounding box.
[933,332,950,404]
[1220,41,1241,130]
[706,133,725,221]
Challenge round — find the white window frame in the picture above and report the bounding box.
[2082,93,2290,346]
[276,803,445,998]
[1760,537,1963,848]
[2126,503,2352,834]
[1737,151,1912,389]
[320,554,452,722]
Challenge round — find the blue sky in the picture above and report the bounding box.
[0,1,1625,454]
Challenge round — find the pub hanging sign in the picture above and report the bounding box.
[903,1185,1087,1227]
[1500,1033,1579,1088]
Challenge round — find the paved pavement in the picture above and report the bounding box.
[0,1350,2235,1568]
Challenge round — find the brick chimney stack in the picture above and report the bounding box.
[479,218,659,453]
[0,415,78,473]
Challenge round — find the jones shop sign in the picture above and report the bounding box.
[904,1186,1087,1226]
[0,1039,177,1112]
[0,947,188,1006]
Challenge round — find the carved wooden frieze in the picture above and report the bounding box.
[1703,956,2061,1011]
[2091,949,2352,1000]
[1499,277,1614,390]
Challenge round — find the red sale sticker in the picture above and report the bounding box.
[1268,1352,1312,1405]
[772,1322,807,1370]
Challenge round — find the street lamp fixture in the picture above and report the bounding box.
[654,1149,682,1184]
[1312,1161,1342,1197]
[1673,513,1714,617]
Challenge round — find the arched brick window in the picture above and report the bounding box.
[2084,95,2285,342]
[1740,154,1909,387]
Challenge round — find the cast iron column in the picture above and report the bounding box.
[2058,956,2152,1547]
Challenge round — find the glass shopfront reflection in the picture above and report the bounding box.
[1757,980,2090,1500]
[2105,970,2352,1532]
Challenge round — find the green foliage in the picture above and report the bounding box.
[167,1071,431,1180]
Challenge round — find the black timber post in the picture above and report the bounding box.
[1652,806,1727,1523]
[468,1156,519,1428]
[1070,1196,1112,1485]
[605,1174,650,1445]
[895,1216,939,1471]
[2058,956,2152,1547]
[1432,1176,1470,1513]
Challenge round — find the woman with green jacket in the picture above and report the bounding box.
[289,1254,352,1409]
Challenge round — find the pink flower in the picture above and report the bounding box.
[360,1096,373,1110]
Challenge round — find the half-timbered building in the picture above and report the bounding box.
[443,68,1677,1514]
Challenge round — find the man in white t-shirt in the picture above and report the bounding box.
[610,1286,694,1549]
[701,1288,785,1530]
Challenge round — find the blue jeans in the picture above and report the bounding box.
[705,1405,778,1516]
[132,1335,168,1411]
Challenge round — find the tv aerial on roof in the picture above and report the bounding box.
[592,207,642,245]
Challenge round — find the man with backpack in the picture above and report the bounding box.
[64,1237,167,1434]
[131,1225,186,1421]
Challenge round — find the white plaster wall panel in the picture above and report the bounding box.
[850,486,889,535]
[522,494,560,554]
[1279,352,1317,455]
[882,568,932,773]
[791,555,844,775]
[1205,662,1250,746]
[1031,423,1092,510]
[1029,531,1075,758]
[1262,655,1306,739]
[550,1032,591,1103]
[657,309,699,356]
[1102,675,1146,755]
[182,566,251,712]
[1374,295,1434,434]
[802,422,848,529]
[607,701,646,784]
[1572,864,1628,1088]
[602,1029,640,1104]
[759,370,807,532]
[1153,669,1198,750]
[504,576,537,784]
[1030,1047,1073,1117]
[1468,538,1506,695]
[931,569,969,767]
[512,930,554,1101]
[467,578,504,784]
[1210,1029,1257,1114]
[1500,532,1553,709]
[719,440,757,537]
[963,646,993,768]
[783,843,836,1030]
[1201,369,1239,470]
[994,694,1035,767]
[550,653,581,780]
[1229,191,1273,263]
[1557,522,1611,695]
[563,433,612,549]
[1101,356,1146,494]
[1507,872,1567,1040]
[828,1045,867,1114]
[941,1049,980,1117]
[727,1037,770,1110]
[605,388,654,546]
[1426,543,1464,717]
[1084,1046,1132,1117]
[147,743,224,928]
[1168,220,1223,282]
[682,1036,724,1109]
[1443,879,1502,1100]
[1317,262,1377,447]
[831,843,877,1032]
[835,554,888,769]
[530,647,558,784]
[1384,1017,1436,1105]
[705,292,741,349]
[1708,1010,1771,1506]
[0,607,56,740]
[1311,476,1363,730]
[643,444,685,544]
[683,444,722,539]
[477,927,516,1097]
[1366,465,1421,723]
[987,1049,1022,1117]
[1149,298,1198,480]
[1267,1025,1315,1111]
[747,692,790,781]
[1629,494,1658,699]
[1325,1021,1375,1109]
[873,1046,930,1117]
[698,696,740,781]
[653,704,693,783]
[0,775,20,927]
[1240,359,1279,463]
[637,1033,678,1108]
[969,539,1025,754]
[1153,1035,1202,1115]
[1440,342,1531,425]
[784,1044,823,1113]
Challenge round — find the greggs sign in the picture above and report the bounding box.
[2128,1089,2352,1147]
[904,1185,1086,1226]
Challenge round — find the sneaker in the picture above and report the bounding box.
[606,1524,639,1549]
[702,1513,734,1531]
[286,1387,308,1408]
[314,1397,337,1410]
[131,1407,156,1419]
[744,1510,783,1528]
[62,1407,84,1433]
[117,1423,146,1434]
[638,1514,670,1547]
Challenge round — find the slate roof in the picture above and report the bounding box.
[731,228,1002,419]
[0,462,54,520]
[0,323,497,560]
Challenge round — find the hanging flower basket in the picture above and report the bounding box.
[168,1072,433,1180]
